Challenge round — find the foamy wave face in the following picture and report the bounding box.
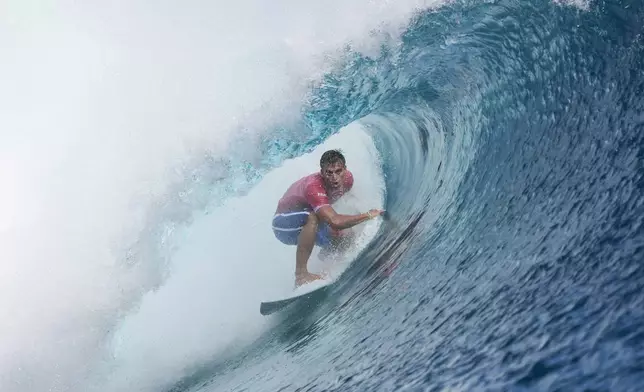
[98,124,386,392]
[0,0,438,390]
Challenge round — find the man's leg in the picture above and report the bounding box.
[295,212,322,286]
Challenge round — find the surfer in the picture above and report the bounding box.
[272,149,385,286]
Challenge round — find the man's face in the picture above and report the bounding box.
[321,161,346,190]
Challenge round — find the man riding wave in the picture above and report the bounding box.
[272,150,385,287]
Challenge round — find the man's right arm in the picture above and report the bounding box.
[316,205,383,230]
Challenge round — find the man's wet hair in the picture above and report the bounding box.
[320,149,346,168]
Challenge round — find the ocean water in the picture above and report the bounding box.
[1,0,643,391]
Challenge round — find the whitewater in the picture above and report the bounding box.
[2,0,644,391]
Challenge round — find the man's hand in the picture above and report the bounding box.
[367,209,386,219]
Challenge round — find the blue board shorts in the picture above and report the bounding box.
[272,211,332,247]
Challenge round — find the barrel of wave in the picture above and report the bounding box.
[97,121,386,392]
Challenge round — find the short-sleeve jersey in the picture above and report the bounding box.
[275,171,354,214]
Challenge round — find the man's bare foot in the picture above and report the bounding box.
[295,271,322,287]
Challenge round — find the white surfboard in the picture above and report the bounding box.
[259,278,335,316]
